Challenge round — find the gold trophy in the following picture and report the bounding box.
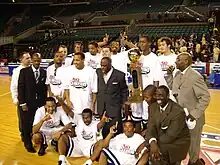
[128,49,143,103]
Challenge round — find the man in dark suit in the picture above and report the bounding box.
[135,85,190,165]
[18,53,47,152]
[95,57,128,138]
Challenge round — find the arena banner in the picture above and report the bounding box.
[210,63,220,74]
[0,66,9,74]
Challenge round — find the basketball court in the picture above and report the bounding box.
[0,75,219,165]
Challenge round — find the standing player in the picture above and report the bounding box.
[129,38,164,132]
[57,108,107,165]
[10,51,31,140]
[63,52,97,124]
[65,41,83,66]
[158,37,177,75]
[99,120,148,165]
[32,97,73,156]
[85,41,102,70]
[158,37,177,101]
[46,52,65,97]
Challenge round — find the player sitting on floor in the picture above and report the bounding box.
[99,120,148,165]
[57,108,110,165]
[32,97,75,156]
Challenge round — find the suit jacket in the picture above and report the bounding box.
[18,66,47,109]
[146,100,190,163]
[165,67,210,125]
[96,68,128,118]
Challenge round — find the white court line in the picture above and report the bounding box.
[205,124,220,131]
[203,132,220,136]
[0,91,10,97]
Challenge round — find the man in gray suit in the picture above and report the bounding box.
[94,57,128,138]
[165,52,210,165]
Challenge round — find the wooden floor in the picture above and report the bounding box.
[0,75,219,165]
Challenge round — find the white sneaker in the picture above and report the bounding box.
[58,161,67,165]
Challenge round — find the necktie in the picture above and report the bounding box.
[35,70,39,83]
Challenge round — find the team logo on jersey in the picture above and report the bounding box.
[160,61,168,71]
[49,75,61,85]
[82,130,93,140]
[70,78,88,89]
[88,60,98,69]
[119,144,133,155]
[44,119,59,128]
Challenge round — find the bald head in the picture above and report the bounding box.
[176,52,192,71]
[143,85,157,105]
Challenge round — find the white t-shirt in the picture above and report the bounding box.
[46,64,65,96]
[111,51,130,74]
[84,52,102,70]
[158,54,177,75]
[63,65,96,114]
[64,53,74,67]
[33,106,71,129]
[109,133,145,155]
[139,52,163,89]
[75,120,99,145]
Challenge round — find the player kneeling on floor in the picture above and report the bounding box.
[99,120,148,165]
[57,108,110,165]
[32,97,75,156]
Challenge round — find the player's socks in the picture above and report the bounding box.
[83,159,92,165]
[58,155,67,165]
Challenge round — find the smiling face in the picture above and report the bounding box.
[155,87,169,108]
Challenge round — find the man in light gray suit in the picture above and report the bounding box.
[165,52,210,165]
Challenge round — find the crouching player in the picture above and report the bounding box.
[32,97,75,156]
[99,120,148,165]
[57,108,110,165]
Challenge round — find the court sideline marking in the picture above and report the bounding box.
[0,91,10,97]
[205,124,220,131]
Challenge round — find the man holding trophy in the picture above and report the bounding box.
[128,35,164,132]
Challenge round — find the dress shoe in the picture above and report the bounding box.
[26,147,36,153]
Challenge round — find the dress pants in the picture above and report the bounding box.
[20,105,37,149]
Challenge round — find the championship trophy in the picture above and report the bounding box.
[127,49,143,103]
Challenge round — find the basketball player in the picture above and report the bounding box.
[99,120,148,165]
[32,97,73,156]
[65,41,83,66]
[49,45,67,66]
[158,37,177,101]
[10,51,31,140]
[63,52,97,124]
[141,85,157,136]
[46,52,65,97]
[84,41,102,69]
[129,39,164,132]
[57,108,108,165]
[158,37,177,75]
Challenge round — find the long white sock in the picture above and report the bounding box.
[59,155,66,162]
